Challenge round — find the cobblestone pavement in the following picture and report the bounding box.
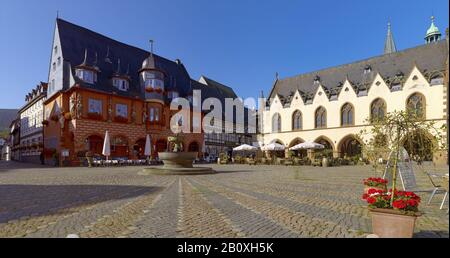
[0,161,448,238]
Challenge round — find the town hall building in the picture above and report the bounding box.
[259,17,449,164]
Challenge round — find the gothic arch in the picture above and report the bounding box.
[337,134,363,158]
[314,135,335,152]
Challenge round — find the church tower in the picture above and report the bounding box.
[425,16,442,44]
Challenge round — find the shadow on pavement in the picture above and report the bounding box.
[0,161,53,172]
[0,184,161,223]
[414,230,449,238]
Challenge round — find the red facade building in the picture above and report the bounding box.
[43,19,204,166]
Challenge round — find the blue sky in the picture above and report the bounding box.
[0,0,448,109]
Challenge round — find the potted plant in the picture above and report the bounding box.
[321,149,333,167]
[359,110,447,238]
[363,177,388,194]
[77,150,87,167]
[363,188,421,238]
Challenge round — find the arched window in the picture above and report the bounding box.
[292,110,302,130]
[407,93,425,119]
[272,113,281,133]
[371,98,386,122]
[315,107,327,128]
[341,103,354,126]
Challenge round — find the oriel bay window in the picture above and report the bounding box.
[143,71,165,93]
[148,106,162,124]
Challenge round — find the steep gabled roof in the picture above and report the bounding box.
[269,40,448,100]
[199,76,238,99]
[56,18,193,98]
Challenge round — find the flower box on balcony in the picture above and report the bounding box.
[114,116,129,123]
[87,112,103,121]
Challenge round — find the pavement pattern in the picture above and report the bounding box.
[0,161,448,238]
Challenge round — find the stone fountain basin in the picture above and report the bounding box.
[159,152,197,168]
[139,152,215,175]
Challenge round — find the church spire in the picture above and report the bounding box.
[384,21,397,54]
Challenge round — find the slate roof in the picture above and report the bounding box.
[269,40,448,104]
[192,77,254,129]
[57,18,193,98]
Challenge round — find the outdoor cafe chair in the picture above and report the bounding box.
[441,176,448,211]
[424,171,446,206]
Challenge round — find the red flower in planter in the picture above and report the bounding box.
[367,188,384,195]
[364,177,388,188]
[393,200,407,209]
[367,197,377,204]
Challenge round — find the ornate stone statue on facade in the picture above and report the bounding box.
[142,110,147,124]
[131,104,136,124]
[107,98,113,122]
[70,94,76,118]
[59,109,65,129]
[76,94,83,119]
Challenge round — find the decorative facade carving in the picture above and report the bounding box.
[76,93,83,119]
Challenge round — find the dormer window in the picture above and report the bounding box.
[391,82,401,91]
[314,75,320,84]
[167,91,179,99]
[113,78,129,91]
[76,69,96,84]
[364,65,372,74]
[75,49,99,84]
[430,75,444,85]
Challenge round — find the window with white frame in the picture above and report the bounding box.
[113,78,129,91]
[143,71,164,91]
[76,69,95,84]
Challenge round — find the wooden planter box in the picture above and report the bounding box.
[369,208,421,238]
